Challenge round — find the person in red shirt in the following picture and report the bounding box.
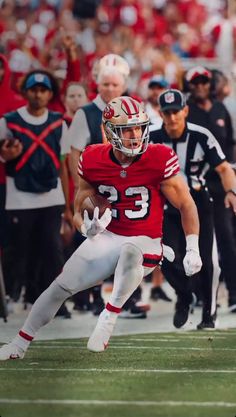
[0,54,26,117]
[0,54,26,249]
[0,96,202,360]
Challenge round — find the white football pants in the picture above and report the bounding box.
[20,231,162,339]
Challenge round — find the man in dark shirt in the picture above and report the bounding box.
[150,89,236,329]
[185,66,236,312]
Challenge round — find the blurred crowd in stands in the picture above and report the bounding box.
[1,0,236,99]
[0,0,236,323]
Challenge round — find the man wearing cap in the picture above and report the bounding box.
[150,88,236,330]
[0,71,72,316]
[146,76,169,126]
[185,66,236,313]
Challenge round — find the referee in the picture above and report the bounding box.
[185,66,236,312]
[150,89,236,330]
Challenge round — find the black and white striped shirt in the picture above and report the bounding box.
[150,122,226,190]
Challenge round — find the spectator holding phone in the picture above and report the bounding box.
[0,71,72,318]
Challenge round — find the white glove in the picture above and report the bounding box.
[183,249,202,276]
[162,244,175,262]
[183,234,202,276]
[81,206,112,238]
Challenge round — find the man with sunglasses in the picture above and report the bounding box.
[186,66,236,315]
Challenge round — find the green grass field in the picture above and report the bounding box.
[1,330,236,417]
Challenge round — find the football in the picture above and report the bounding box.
[80,194,111,220]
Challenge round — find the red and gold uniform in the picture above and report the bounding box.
[79,143,180,238]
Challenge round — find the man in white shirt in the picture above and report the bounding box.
[0,71,72,313]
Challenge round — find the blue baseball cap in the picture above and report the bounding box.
[159,89,186,112]
[25,73,52,90]
[148,75,169,89]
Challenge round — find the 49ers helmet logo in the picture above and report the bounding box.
[103,104,114,119]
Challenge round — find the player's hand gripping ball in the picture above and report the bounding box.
[80,194,111,219]
[80,194,112,238]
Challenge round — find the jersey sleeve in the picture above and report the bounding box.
[77,148,86,179]
[203,130,226,168]
[77,145,96,183]
[160,146,180,181]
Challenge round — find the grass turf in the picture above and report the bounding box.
[1,331,236,417]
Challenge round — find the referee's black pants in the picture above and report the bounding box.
[162,188,219,321]
[210,189,236,302]
[2,205,64,303]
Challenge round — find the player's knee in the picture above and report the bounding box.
[46,279,71,302]
[119,243,143,271]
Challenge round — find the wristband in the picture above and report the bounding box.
[186,234,199,252]
[226,188,236,196]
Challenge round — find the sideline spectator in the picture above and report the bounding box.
[186,66,236,313]
[48,31,82,113]
[0,71,72,318]
[63,82,88,127]
[145,75,169,126]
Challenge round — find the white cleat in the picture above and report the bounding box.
[87,309,117,352]
[0,343,25,361]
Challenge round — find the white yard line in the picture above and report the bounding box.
[128,336,227,340]
[107,346,236,350]
[0,399,236,407]
[134,331,236,335]
[21,345,236,351]
[1,368,236,373]
[33,339,181,344]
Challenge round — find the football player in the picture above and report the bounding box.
[0,96,202,359]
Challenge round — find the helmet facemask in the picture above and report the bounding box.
[103,96,150,157]
[105,121,149,157]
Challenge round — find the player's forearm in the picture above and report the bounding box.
[73,211,84,232]
[73,186,95,232]
[179,200,200,238]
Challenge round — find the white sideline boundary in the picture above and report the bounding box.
[0,399,236,407]
[32,336,227,343]
[16,345,236,351]
[1,367,236,373]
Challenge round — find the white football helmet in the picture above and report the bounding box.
[103,96,149,157]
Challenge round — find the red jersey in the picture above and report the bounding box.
[79,143,180,238]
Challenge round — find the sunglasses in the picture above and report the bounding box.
[190,78,210,86]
